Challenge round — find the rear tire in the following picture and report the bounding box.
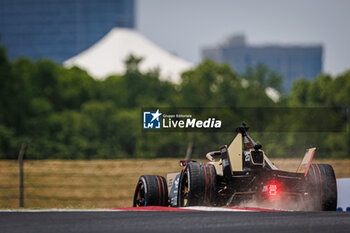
[178,163,217,207]
[133,175,168,207]
[305,164,337,211]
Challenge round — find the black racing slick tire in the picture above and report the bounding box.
[178,163,217,207]
[133,175,168,207]
[305,164,337,211]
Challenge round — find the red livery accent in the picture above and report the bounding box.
[110,206,199,211]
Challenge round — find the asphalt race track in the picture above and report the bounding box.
[1,210,350,233]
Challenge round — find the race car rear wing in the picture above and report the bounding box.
[222,124,316,175]
[225,130,279,172]
[296,147,316,176]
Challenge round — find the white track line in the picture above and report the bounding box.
[0,209,124,212]
[180,206,252,212]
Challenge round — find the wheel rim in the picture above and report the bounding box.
[180,173,189,207]
[135,182,146,206]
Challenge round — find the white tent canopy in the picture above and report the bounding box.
[64,28,193,83]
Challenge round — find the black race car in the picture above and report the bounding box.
[133,124,337,211]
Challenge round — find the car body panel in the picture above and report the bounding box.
[167,172,180,206]
[296,147,316,175]
[227,133,243,172]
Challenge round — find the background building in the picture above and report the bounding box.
[0,0,135,63]
[202,35,323,91]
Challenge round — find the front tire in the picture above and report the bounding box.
[305,164,337,211]
[133,175,168,207]
[178,163,217,207]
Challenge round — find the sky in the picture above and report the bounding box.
[137,0,350,76]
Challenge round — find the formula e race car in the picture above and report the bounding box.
[133,124,337,211]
